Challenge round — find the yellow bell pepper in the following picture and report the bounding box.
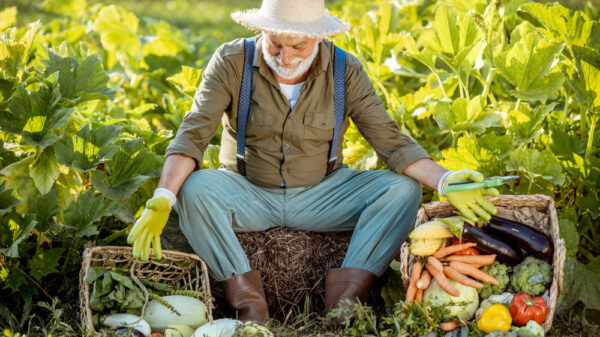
[477,304,512,333]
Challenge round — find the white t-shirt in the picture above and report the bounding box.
[279,82,304,109]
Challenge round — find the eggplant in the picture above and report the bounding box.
[462,224,522,265]
[483,215,553,259]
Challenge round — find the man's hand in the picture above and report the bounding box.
[444,169,499,224]
[127,196,171,261]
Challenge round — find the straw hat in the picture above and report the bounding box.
[231,0,350,37]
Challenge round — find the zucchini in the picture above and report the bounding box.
[462,224,522,265]
[483,215,553,259]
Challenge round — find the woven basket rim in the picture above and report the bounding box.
[399,194,566,333]
[79,245,213,334]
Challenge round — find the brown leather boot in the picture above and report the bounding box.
[325,268,377,321]
[221,270,269,322]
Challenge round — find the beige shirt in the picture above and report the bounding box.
[165,34,431,188]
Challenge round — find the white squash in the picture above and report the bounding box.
[143,295,209,332]
[165,324,195,337]
[103,313,151,337]
[193,318,242,337]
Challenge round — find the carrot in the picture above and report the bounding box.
[439,319,460,331]
[443,266,484,289]
[449,261,499,285]
[406,262,422,304]
[415,288,423,303]
[445,254,496,265]
[427,256,444,273]
[432,242,477,259]
[425,262,460,297]
[416,270,431,289]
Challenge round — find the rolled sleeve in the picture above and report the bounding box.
[346,58,431,174]
[165,44,234,166]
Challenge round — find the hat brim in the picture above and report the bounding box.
[231,9,350,37]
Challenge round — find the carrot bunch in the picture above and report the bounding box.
[405,242,499,304]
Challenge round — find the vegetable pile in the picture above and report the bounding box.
[85,267,271,337]
[405,215,555,336]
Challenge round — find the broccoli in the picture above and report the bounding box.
[478,262,510,300]
[510,257,552,296]
[510,321,545,337]
[485,330,517,337]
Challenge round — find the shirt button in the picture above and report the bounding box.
[282,169,287,173]
[283,144,289,149]
[251,116,256,121]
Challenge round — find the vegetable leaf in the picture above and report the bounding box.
[63,188,124,237]
[0,7,17,32]
[0,215,37,258]
[1,81,72,147]
[557,256,600,312]
[507,102,556,144]
[27,247,65,280]
[55,124,121,172]
[41,49,115,103]
[433,96,502,134]
[27,187,60,232]
[440,136,505,176]
[496,22,564,101]
[29,147,61,195]
[0,178,20,215]
[505,149,565,195]
[549,127,586,161]
[41,0,86,17]
[0,39,25,80]
[91,138,162,200]
[93,5,141,57]
[167,66,203,98]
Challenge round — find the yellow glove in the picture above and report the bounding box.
[127,196,171,261]
[444,169,499,224]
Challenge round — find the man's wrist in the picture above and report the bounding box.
[154,188,177,207]
[437,170,454,197]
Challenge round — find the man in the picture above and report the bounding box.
[127,0,499,323]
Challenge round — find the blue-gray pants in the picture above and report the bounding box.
[174,167,422,281]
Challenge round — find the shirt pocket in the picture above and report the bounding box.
[302,112,334,149]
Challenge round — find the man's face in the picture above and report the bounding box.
[262,33,323,81]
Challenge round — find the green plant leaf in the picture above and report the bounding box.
[576,195,600,220]
[433,96,502,134]
[29,147,61,195]
[0,7,17,32]
[559,208,580,257]
[564,57,600,113]
[167,66,203,98]
[0,81,73,147]
[507,102,556,144]
[41,0,86,17]
[0,179,20,215]
[27,187,59,232]
[93,5,141,57]
[41,49,115,103]
[557,256,600,312]
[0,156,38,210]
[27,247,65,280]
[0,37,25,80]
[55,124,121,172]
[477,133,514,158]
[549,127,586,161]
[440,136,505,176]
[505,148,565,195]
[496,22,564,101]
[0,215,37,258]
[63,188,124,237]
[91,138,162,200]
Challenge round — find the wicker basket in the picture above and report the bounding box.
[399,194,566,333]
[79,246,213,334]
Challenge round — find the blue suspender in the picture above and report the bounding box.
[236,38,256,176]
[236,38,345,178]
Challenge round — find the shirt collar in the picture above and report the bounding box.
[253,34,331,84]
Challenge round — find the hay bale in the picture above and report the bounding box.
[162,213,354,318]
[237,228,353,318]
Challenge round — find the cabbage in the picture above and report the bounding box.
[193,319,242,337]
[423,279,479,321]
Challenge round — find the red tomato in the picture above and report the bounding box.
[451,239,481,255]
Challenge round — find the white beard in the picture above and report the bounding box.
[262,40,320,80]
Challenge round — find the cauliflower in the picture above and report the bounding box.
[478,262,510,300]
[510,320,545,337]
[510,257,552,296]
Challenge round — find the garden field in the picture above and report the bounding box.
[0,0,599,336]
